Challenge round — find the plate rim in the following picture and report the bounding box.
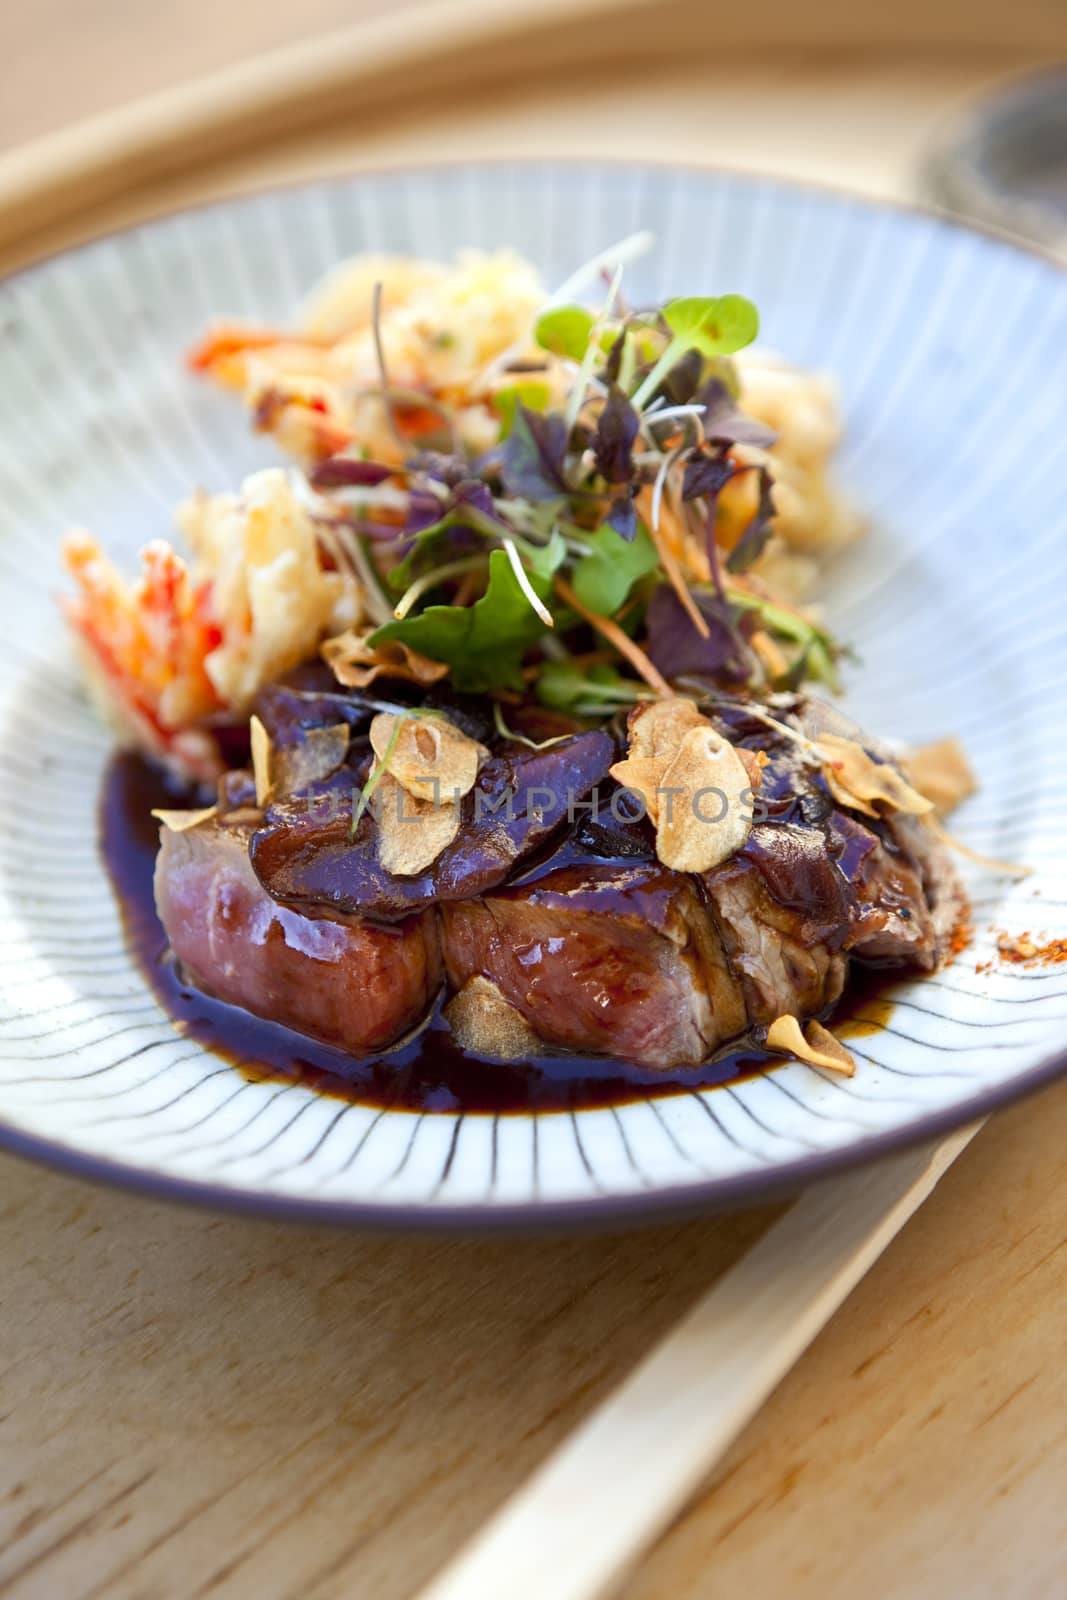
[2,156,1065,1229]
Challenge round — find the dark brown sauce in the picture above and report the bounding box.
[98,753,896,1115]
[834,977,898,1040]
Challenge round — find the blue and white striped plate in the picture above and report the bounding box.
[1,163,1065,1226]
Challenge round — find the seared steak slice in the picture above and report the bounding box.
[441,863,746,1070]
[154,679,963,1070]
[850,810,964,967]
[705,854,848,1028]
[437,723,961,1069]
[155,818,441,1053]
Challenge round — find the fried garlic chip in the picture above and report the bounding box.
[249,713,273,807]
[151,805,218,834]
[369,712,486,805]
[375,771,461,876]
[655,725,754,873]
[610,699,708,826]
[904,736,977,817]
[611,699,754,871]
[444,976,544,1060]
[817,734,933,819]
[249,713,350,804]
[766,1014,856,1077]
[321,628,449,690]
[629,698,707,762]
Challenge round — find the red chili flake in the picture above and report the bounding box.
[945,911,974,964]
[994,931,1067,968]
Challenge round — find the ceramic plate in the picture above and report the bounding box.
[1,162,1065,1226]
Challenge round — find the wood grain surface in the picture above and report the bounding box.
[1,6,1066,1597]
[2,1081,1067,1599]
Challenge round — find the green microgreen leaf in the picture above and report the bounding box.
[526,526,568,581]
[571,520,658,615]
[491,700,573,749]
[534,660,650,715]
[662,294,760,355]
[632,294,759,410]
[351,711,406,835]
[535,305,596,362]
[726,587,842,692]
[370,548,552,692]
[492,381,552,438]
[387,505,504,593]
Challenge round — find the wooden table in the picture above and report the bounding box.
[1,7,1066,1596]
[3,1084,1067,1599]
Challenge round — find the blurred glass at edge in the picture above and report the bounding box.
[924,67,1067,258]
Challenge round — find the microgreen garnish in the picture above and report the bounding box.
[535,305,595,362]
[492,381,552,436]
[726,588,842,690]
[631,295,760,409]
[371,548,553,691]
[307,251,842,713]
[592,386,641,491]
[571,521,658,616]
[535,660,653,716]
[725,467,776,575]
[491,700,573,749]
[500,406,570,500]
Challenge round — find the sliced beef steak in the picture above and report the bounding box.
[441,771,961,1068]
[152,681,963,1068]
[155,818,441,1054]
[441,863,746,1070]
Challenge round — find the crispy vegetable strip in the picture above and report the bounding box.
[554,575,672,697]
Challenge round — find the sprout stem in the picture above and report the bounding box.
[393,556,488,620]
[503,538,554,628]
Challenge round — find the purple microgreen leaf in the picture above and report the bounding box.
[681,444,738,503]
[593,385,640,484]
[310,457,395,489]
[406,488,449,534]
[606,493,638,542]
[695,376,778,448]
[644,585,754,684]
[410,451,476,488]
[501,405,570,500]
[603,328,627,386]
[725,466,777,574]
[661,348,704,405]
[451,477,501,522]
